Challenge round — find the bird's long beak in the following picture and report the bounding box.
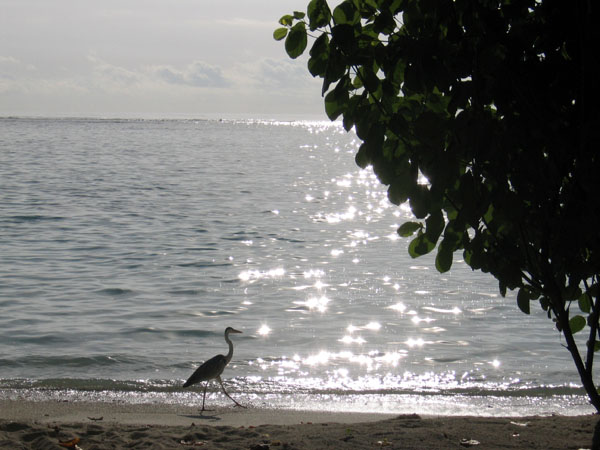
[231,328,242,334]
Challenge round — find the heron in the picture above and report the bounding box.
[183,327,245,412]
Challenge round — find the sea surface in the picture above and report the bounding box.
[0,116,593,416]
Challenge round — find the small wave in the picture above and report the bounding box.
[96,288,135,296]
[167,289,206,296]
[177,261,232,268]
[120,327,214,339]
[221,231,261,241]
[6,334,68,345]
[3,215,64,224]
[195,310,237,317]
[0,355,129,370]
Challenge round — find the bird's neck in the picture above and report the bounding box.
[225,334,234,364]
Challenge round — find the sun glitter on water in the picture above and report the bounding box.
[257,324,272,336]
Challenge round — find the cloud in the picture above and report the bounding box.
[0,53,324,116]
[152,61,230,88]
[228,57,318,94]
[0,56,20,65]
[82,56,231,91]
[0,55,38,94]
[255,58,314,89]
[87,55,141,88]
[0,55,37,76]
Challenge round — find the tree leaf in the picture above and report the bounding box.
[409,184,431,219]
[517,287,531,315]
[355,142,371,168]
[322,49,346,94]
[308,33,330,77]
[333,2,359,25]
[324,82,349,120]
[578,293,592,314]
[408,232,436,258]
[285,22,308,59]
[425,209,444,244]
[569,315,586,334]
[388,177,411,205]
[273,28,289,41]
[397,221,422,237]
[435,241,453,273]
[279,14,294,26]
[307,0,331,30]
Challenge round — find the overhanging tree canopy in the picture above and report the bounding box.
[275,0,600,411]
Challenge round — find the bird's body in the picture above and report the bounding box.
[183,354,227,387]
[183,327,244,412]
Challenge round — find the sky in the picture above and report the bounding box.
[0,0,327,119]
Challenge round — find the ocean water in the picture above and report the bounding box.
[0,117,593,416]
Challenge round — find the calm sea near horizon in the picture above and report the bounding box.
[0,116,593,416]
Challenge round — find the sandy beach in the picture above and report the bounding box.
[0,400,597,449]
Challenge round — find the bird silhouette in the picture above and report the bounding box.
[183,327,245,412]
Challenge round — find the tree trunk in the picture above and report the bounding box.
[558,305,600,413]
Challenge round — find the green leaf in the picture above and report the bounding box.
[279,14,294,26]
[517,287,531,315]
[322,48,346,94]
[569,315,586,334]
[409,184,431,219]
[359,66,381,93]
[307,0,332,30]
[333,2,359,25]
[408,232,436,258]
[355,142,371,168]
[435,241,453,273]
[285,22,308,59]
[324,83,349,120]
[293,11,306,20]
[425,209,444,244]
[308,33,330,77]
[273,27,289,41]
[397,221,422,237]
[578,293,592,314]
[388,176,411,205]
[499,280,507,298]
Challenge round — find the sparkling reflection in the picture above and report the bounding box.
[303,269,325,279]
[313,280,326,290]
[411,316,435,324]
[388,302,407,313]
[422,306,462,315]
[323,206,357,223]
[363,321,381,331]
[339,335,366,344]
[293,295,331,312]
[406,338,425,348]
[346,324,360,334]
[238,267,285,282]
[257,324,271,336]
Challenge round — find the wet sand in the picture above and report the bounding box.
[0,400,597,449]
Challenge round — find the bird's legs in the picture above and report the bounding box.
[217,375,246,408]
[200,382,214,413]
